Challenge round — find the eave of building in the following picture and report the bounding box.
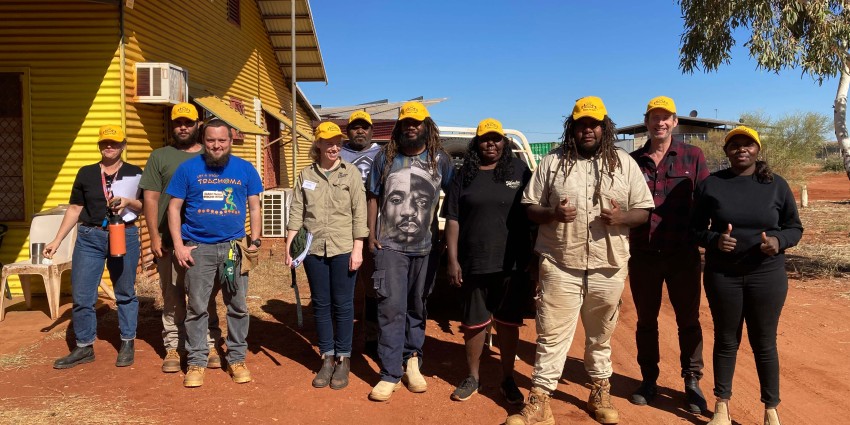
[617,116,741,135]
[257,0,328,83]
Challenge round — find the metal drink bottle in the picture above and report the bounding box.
[108,214,126,257]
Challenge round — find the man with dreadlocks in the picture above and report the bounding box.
[365,101,454,402]
[507,96,654,425]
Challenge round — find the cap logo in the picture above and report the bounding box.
[176,106,191,114]
[650,99,668,107]
[483,122,498,129]
[581,102,598,112]
[103,128,118,136]
[404,106,419,114]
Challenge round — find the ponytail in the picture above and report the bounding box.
[755,160,774,183]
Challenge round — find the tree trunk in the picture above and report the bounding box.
[834,62,850,181]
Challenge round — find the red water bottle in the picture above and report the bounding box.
[108,214,126,257]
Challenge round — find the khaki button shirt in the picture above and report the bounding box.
[522,147,654,270]
[288,161,369,257]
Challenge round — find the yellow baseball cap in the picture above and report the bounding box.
[572,96,607,121]
[98,125,125,142]
[476,118,505,137]
[724,126,761,147]
[314,121,344,141]
[398,101,430,121]
[348,110,373,125]
[646,96,676,114]
[171,102,199,121]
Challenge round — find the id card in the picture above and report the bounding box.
[302,180,317,191]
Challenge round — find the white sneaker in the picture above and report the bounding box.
[401,356,427,393]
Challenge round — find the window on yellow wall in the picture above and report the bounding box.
[0,72,26,221]
[227,0,240,26]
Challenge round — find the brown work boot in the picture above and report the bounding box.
[505,387,555,425]
[587,378,619,424]
[227,361,252,384]
[764,407,781,425]
[207,346,222,369]
[708,400,732,425]
[162,349,181,373]
[183,365,205,388]
[402,355,427,393]
[368,380,402,402]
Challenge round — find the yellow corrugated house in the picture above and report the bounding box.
[0,0,324,294]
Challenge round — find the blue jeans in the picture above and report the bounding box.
[303,253,357,357]
[184,241,248,366]
[372,248,440,382]
[71,224,140,346]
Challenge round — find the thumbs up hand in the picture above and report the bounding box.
[717,223,737,252]
[760,231,780,256]
[555,197,577,223]
[600,199,623,226]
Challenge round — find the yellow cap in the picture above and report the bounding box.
[314,121,344,141]
[476,118,505,137]
[646,96,676,114]
[171,102,199,121]
[398,101,430,121]
[724,126,761,147]
[98,125,125,142]
[348,110,373,125]
[571,96,607,121]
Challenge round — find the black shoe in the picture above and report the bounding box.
[684,373,708,414]
[312,355,335,388]
[116,340,135,367]
[330,357,350,390]
[54,346,95,369]
[500,376,524,405]
[451,376,479,401]
[630,381,658,405]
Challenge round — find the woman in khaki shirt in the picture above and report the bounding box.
[285,122,368,390]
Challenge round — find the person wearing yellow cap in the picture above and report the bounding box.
[690,126,802,425]
[339,110,382,357]
[443,118,532,404]
[285,121,368,390]
[626,96,709,414]
[139,102,223,373]
[45,125,144,370]
[364,101,455,401]
[508,97,654,425]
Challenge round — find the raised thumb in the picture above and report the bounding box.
[761,232,768,244]
[724,223,733,235]
[561,198,569,206]
[610,199,620,209]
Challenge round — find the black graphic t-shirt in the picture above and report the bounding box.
[340,143,381,184]
[69,163,143,226]
[444,157,532,274]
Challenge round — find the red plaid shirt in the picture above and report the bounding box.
[629,140,709,253]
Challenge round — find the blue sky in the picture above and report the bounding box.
[301,1,839,143]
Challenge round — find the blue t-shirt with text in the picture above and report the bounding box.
[166,155,264,244]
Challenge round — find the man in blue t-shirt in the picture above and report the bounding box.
[166,119,264,389]
[339,110,383,357]
[365,101,454,401]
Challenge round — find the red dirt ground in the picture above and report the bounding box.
[1,172,848,424]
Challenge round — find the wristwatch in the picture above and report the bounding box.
[250,238,262,248]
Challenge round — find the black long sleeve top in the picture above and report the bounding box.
[690,169,803,274]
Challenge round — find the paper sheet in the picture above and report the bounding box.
[111,173,142,221]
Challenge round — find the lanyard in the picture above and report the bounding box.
[100,162,122,214]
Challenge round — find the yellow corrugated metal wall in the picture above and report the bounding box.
[0,1,122,293]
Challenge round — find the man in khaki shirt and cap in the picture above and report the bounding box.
[507,96,654,425]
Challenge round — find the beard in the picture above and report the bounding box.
[172,129,198,149]
[347,136,370,151]
[398,131,427,152]
[204,150,231,168]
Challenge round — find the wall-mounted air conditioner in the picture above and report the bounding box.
[261,189,292,238]
[135,62,188,104]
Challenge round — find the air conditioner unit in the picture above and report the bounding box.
[261,189,292,238]
[135,62,188,104]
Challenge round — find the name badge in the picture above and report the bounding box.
[302,180,317,191]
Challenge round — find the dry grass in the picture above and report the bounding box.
[1,394,152,424]
[0,329,65,371]
[787,200,850,282]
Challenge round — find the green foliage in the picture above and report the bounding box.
[679,0,850,83]
[822,153,846,171]
[740,111,830,181]
[688,130,729,172]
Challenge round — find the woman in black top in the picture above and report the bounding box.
[44,125,143,370]
[444,118,532,404]
[691,126,802,425]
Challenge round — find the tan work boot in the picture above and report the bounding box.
[764,407,781,425]
[587,378,619,424]
[368,380,402,402]
[161,349,181,373]
[227,361,252,384]
[183,365,205,388]
[402,355,427,393]
[506,387,554,425]
[207,346,222,369]
[708,400,732,425]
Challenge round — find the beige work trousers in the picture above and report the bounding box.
[531,257,626,393]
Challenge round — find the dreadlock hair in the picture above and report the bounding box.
[382,116,444,184]
[557,115,622,205]
[461,135,515,188]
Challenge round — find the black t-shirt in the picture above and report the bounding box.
[444,157,532,274]
[69,162,144,226]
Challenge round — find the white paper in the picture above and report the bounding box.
[302,180,317,191]
[289,232,314,268]
[111,173,142,221]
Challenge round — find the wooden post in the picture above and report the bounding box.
[801,184,809,208]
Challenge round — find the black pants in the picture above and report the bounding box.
[704,264,787,407]
[628,248,704,382]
